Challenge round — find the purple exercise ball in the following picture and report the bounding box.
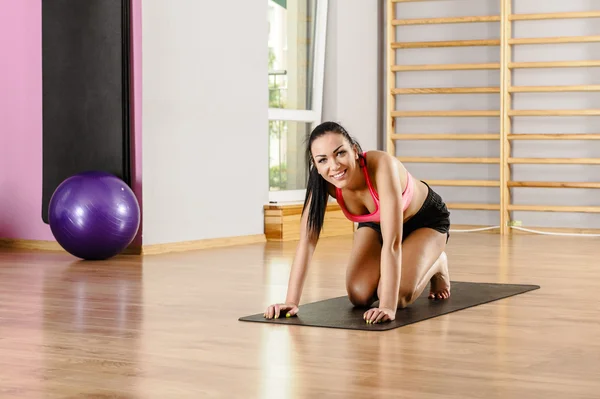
[48,171,140,260]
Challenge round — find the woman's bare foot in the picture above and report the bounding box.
[428,252,451,300]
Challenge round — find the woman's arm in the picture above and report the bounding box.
[265,195,320,319]
[284,202,319,306]
[371,155,405,319]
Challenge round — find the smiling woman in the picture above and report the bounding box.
[263,121,453,324]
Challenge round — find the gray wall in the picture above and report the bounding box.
[392,0,600,229]
[141,0,269,245]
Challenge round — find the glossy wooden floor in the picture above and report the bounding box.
[1,232,599,398]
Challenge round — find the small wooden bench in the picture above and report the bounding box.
[264,202,355,241]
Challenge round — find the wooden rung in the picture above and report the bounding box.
[393,87,499,94]
[508,158,600,165]
[392,110,500,117]
[510,11,600,21]
[508,181,600,189]
[393,15,500,25]
[508,205,600,213]
[509,85,600,93]
[424,180,500,187]
[392,39,500,49]
[509,109,600,117]
[399,157,500,164]
[510,60,600,69]
[447,203,500,210]
[391,133,498,140]
[509,36,600,45]
[508,134,600,140]
[392,63,500,71]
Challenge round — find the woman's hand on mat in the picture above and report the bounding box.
[264,302,299,319]
[363,307,395,324]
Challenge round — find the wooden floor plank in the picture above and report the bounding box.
[0,233,599,398]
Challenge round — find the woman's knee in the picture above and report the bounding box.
[347,282,377,307]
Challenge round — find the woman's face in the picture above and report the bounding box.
[310,132,359,189]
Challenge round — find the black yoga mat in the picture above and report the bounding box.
[41,0,132,223]
[239,281,540,331]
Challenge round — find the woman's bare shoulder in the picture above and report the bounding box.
[365,150,403,171]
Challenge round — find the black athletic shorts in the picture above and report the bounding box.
[357,181,451,243]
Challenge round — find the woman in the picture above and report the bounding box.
[264,122,451,324]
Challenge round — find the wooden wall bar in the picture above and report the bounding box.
[386,0,600,234]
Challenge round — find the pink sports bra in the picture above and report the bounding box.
[335,152,414,223]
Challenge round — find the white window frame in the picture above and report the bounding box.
[268,0,328,203]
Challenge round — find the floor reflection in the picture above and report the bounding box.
[40,258,144,397]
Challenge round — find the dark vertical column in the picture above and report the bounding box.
[42,0,131,223]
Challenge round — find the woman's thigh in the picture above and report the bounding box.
[345,226,382,307]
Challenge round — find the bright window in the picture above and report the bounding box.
[267,0,328,202]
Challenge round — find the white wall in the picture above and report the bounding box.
[323,0,380,152]
[391,0,600,229]
[141,0,269,245]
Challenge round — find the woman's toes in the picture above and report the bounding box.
[429,290,452,300]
